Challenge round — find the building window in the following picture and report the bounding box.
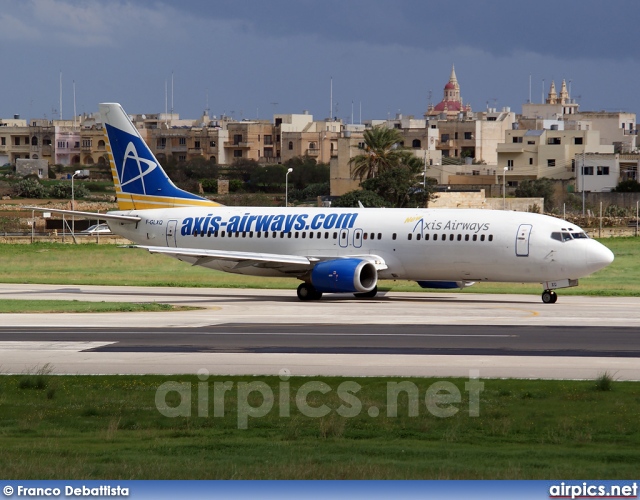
[288,141,293,150]
[571,159,575,172]
[233,134,242,145]
[82,139,91,148]
[597,166,610,176]
[1,137,5,145]
[464,132,473,140]
[512,136,522,143]
[581,166,594,175]
[547,137,561,145]
[157,138,166,149]
[529,158,533,165]
[454,132,459,140]
[441,133,449,142]
[527,140,535,145]
[194,140,200,148]
[574,137,583,145]
[233,150,242,158]
[547,159,556,167]
[358,142,365,149]
[179,138,186,145]
[507,160,514,169]
[178,155,186,161]
[264,135,273,145]
[412,139,421,148]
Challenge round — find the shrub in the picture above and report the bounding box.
[13,178,48,198]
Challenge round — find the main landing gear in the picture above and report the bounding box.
[297,283,323,301]
[541,289,558,304]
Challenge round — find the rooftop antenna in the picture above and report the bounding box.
[59,71,63,120]
[330,77,333,120]
[73,80,77,130]
[171,71,174,115]
[164,79,168,126]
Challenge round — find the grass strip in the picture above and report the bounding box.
[0,237,637,296]
[0,372,638,479]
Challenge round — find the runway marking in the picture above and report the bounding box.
[0,341,116,351]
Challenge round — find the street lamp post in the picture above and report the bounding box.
[503,166,508,210]
[71,169,82,234]
[285,167,293,207]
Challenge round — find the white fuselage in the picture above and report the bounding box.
[108,207,613,285]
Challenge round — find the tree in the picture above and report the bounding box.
[331,189,387,208]
[360,166,434,208]
[349,126,413,181]
[515,178,555,212]
[284,156,330,189]
[613,179,640,192]
[250,165,288,192]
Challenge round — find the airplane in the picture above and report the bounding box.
[32,102,614,303]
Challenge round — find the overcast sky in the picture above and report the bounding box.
[1,0,639,122]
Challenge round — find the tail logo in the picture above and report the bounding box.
[119,142,158,195]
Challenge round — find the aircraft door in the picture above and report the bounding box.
[353,228,363,248]
[339,228,349,248]
[166,219,178,247]
[515,224,532,257]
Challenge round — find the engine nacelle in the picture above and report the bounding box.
[311,258,378,294]
[417,280,475,290]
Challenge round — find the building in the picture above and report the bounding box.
[425,65,472,119]
[496,127,614,185]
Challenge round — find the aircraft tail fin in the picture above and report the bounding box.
[99,103,221,210]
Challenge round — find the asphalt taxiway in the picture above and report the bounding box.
[0,284,638,380]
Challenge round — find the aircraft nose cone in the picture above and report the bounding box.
[587,242,614,271]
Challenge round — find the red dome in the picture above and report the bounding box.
[433,100,462,112]
[444,82,456,89]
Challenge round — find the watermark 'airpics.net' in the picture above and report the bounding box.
[155,369,484,429]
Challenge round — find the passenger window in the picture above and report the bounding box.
[488,235,493,241]
[392,233,397,240]
[465,234,469,241]
[472,234,477,241]
[377,233,382,240]
[425,233,430,241]
[363,233,368,240]
[449,234,454,241]
[442,234,446,241]
[416,234,421,241]
[457,234,461,241]
[480,234,485,241]
[407,234,412,241]
[434,234,438,241]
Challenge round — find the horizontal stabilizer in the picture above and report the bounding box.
[26,206,141,223]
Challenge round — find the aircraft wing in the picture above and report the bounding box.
[134,245,316,267]
[26,207,141,223]
[133,245,388,271]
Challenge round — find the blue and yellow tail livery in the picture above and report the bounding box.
[100,103,221,210]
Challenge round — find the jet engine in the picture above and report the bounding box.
[311,258,378,294]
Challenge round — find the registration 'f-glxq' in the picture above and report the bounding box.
[37,103,614,303]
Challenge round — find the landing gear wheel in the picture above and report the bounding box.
[297,283,322,301]
[542,290,557,304]
[354,286,378,299]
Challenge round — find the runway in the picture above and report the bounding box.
[0,284,639,380]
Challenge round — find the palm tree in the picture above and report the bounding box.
[349,126,411,182]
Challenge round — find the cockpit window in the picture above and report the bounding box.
[571,232,588,239]
[551,231,574,242]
